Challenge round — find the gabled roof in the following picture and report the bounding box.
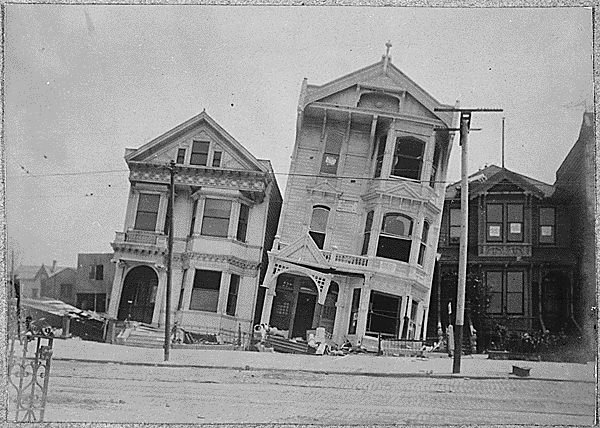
[445,165,555,200]
[277,233,330,268]
[47,267,77,279]
[126,110,269,173]
[303,56,455,128]
[14,265,44,280]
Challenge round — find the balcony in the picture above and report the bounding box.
[112,230,167,256]
[322,249,370,269]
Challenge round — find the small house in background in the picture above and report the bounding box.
[42,267,78,305]
[75,253,115,314]
[17,261,67,299]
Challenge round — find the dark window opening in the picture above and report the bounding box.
[391,137,425,180]
[361,211,374,255]
[226,274,240,316]
[190,141,210,166]
[366,290,402,338]
[539,207,555,244]
[236,204,250,242]
[309,205,329,249]
[429,142,442,187]
[507,204,524,242]
[177,270,187,310]
[320,131,344,175]
[486,204,503,242]
[176,148,186,164]
[189,270,221,312]
[374,135,387,178]
[449,208,461,244]
[348,288,361,334]
[376,213,413,262]
[212,151,222,167]
[134,193,160,231]
[417,221,430,266]
[189,199,199,236]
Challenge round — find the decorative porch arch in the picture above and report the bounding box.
[264,260,332,305]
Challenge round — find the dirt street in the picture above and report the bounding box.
[7,360,595,425]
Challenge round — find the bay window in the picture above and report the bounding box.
[376,213,413,262]
[391,137,425,181]
[189,269,221,312]
[201,199,232,237]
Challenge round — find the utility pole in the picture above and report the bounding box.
[502,117,506,169]
[435,107,502,373]
[164,160,176,361]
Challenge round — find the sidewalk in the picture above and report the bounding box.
[45,338,595,383]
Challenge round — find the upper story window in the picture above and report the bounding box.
[391,137,425,181]
[417,220,430,266]
[486,203,524,243]
[309,205,330,249]
[189,199,199,236]
[176,148,186,164]
[429,142,442,188]
[236,203,250,242]
[89,264,104,281]
[190,141,210,166]
[361,211,374,255]
[376,213,413,262]
[449,208,461,244]
[320,131,344,175]
[374,135,387,178]
[212,151,222,167]
[539,207,555,244]
[201,199,232,238]
[134,193,160,231]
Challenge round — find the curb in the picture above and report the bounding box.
[51,357,594,384]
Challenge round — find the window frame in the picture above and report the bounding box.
[134,193,161,232]
[212,151,222,167]
[176,148,186,164]
[376,212,414,263]
[390,137,425,181]
[417,220,430,266]
[373,134,387,178]
[190,140,210,166]
[361,211,374,255]
[226,274,240,316]
[308,205,330,249]
[485,270,525,316]
[486,203,504,242]
[320,130,344,175]
[201,198,232,238]
[506,203,524,243]
[539,207,556,244]
[236,203,250,242]
[189,269,222,312]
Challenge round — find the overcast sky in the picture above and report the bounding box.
[5,5,593,268]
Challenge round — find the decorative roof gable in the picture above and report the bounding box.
[307,180,343,199]
[277,233,330,268]
[303,57,454,128]
[126,111,267,174]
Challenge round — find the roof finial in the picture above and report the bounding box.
[383,41,392,72]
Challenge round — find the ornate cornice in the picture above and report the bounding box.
[181,252,260,271]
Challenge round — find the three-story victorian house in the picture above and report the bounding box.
[107,111,282,339]
[259,48,459,346]
[429,165,577,349]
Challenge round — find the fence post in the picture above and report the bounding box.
[377,332,382,356]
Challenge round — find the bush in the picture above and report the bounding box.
[491,325,579,355]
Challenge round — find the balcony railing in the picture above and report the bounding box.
[114,231,167,248]
[322,250,370,268]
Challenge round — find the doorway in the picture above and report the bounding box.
[292,292,317,339]
[117,265,158,324]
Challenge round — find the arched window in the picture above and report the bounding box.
[391,137,425,181]
[418,220,430,266]
[309,205,330,249]
[376,213,413,262]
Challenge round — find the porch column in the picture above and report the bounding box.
[180,268,195,313]
[155,267,167,327]
[399,295,410,339]
[331,279,348,342]
[260,286,276,325]
[355,274,372,339]
[107,262,126,319]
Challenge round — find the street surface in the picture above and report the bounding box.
[8,360,595,425]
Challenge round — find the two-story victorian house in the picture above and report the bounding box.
[259,48,458,346]
[429,165,578,349]
[107,111,282,340]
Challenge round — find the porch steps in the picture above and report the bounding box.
[121,324,166,349]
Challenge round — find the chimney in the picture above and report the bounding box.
[52,260,57,273]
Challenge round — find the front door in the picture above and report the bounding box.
[292,292,317,339]
[117,265,158,324]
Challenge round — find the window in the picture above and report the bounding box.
[366,290,402,338]
[376,213,413,262]
[32,289,38,298]
[177,270,187,310]
[539,207,555,244]
[309,206,330,249]
[212,151,222,167]
[60,283,73,299]
[236,204,250,242]
[361,211,374,255]
[201,199,232,237]
[486,204,503,242]
[486,270,524,315]
[486,271,503,314]
[134,193,160,231]
[417,221,430,266]
[189,270,221,312]
[391,137,425,181]
[449,208,461,244]
[189,199,199,236]
[374,135,387,178]
[429,142,442,187]
[226,274,240,316]
[190,141,210,166]
[176,148,186,164]
[274,301,290,316]
[320,130,344,175]
[348,288,361,334]
[93,265,104,280]
[507,204,524,242]
[77,293,106,312]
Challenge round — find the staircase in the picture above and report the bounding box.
[117,323,165,348]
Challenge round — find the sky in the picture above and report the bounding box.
[4,5,594,268]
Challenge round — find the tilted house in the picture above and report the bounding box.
[107,111,282,340]
[429,165,578,349]
[258,49,458,346]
